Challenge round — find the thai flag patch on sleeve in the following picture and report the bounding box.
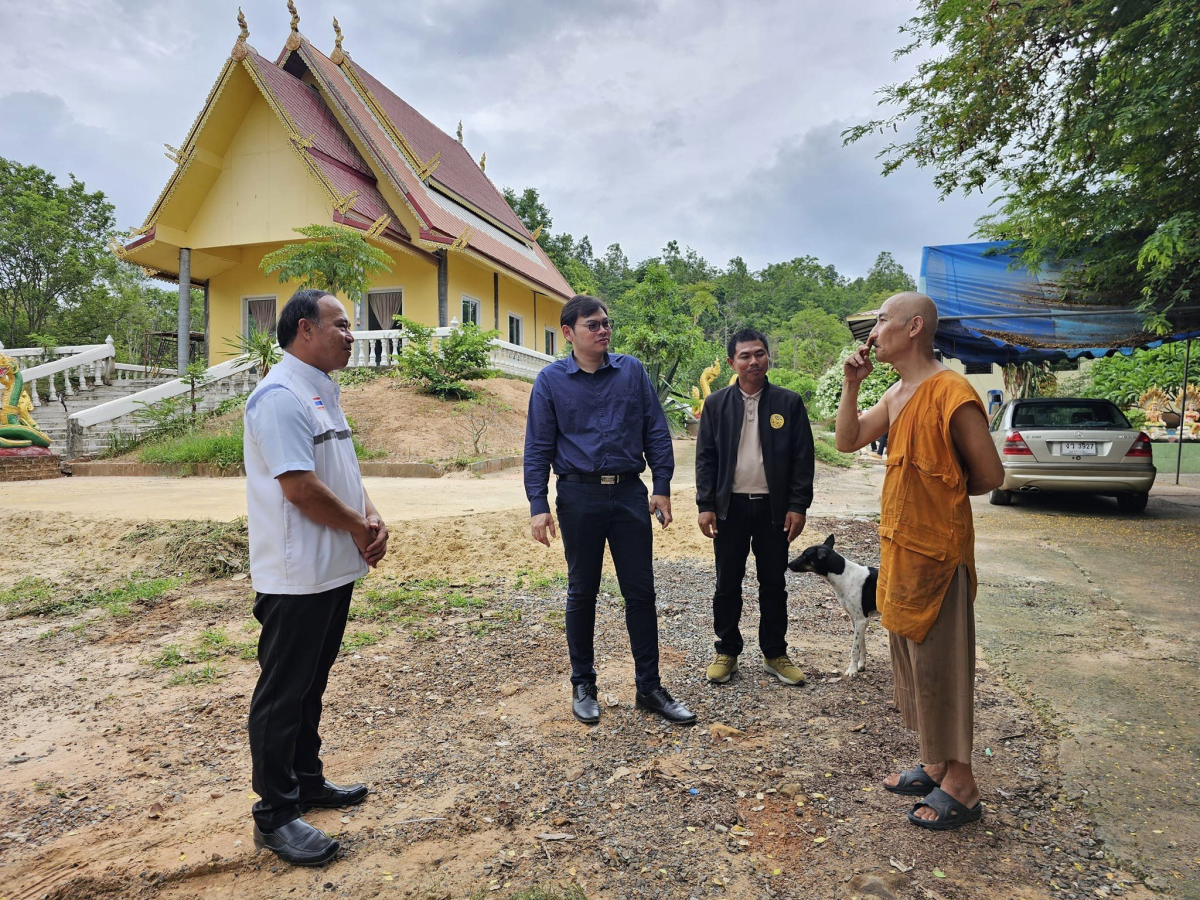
[313,397,325,410]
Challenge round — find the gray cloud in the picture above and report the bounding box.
[0,0,991,282]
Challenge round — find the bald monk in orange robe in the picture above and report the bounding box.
[835,292,1004,830]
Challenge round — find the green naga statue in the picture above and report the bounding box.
[0,353,52,448]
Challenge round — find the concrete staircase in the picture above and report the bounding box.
[29,378,177,457]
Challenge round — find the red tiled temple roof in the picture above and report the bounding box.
[245,50,409,242]
[296,40,574,300]
[345,60,530,237]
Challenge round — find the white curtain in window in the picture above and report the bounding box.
[248,298,277,335]
[369,290,403,329]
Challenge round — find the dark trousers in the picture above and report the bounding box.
[712,494,789,658]
[555,478,661,695]
[248,582,353,831]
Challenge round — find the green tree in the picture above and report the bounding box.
[52,264,204,362]
[502,186,552,238]
[775,307,853,376]
[0,156,117,346]
[610,263,714,431]
[259,224,393,302]
[846,2,1200,313]
[502,186,600,294]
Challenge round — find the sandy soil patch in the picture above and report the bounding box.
[341,377,533,462]
[0,494,1155,900]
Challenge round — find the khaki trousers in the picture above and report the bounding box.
[889,565,975,766]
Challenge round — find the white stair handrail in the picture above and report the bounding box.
[70,356,256,429]
[18,339,115,381]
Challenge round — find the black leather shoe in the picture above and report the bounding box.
[299,780,369,812]
[572,684,600,724]
[253,817,339,866]
[636,687,697,725]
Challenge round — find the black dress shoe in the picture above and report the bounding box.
[253,817,339,866]
[635,687,697,725]
[572,684,600,724]
[299,780,369,812]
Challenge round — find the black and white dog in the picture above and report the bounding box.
[788,535,878,678]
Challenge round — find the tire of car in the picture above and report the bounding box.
[989,489,1013,506]
[1116,492,1149,514]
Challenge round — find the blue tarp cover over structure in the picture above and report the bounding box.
[919,242,1200,366]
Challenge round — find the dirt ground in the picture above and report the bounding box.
[1,464,1194,900]
[340,377,533,463]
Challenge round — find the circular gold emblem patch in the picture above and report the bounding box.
[770,414,784,429]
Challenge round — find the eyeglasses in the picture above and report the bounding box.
[577,318,613,333]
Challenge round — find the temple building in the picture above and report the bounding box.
[118,6,572,363]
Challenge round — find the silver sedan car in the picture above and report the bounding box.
[988,398,1156,513]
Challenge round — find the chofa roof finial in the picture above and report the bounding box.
[286,1,302,50]
[331,16,346,64]
[231,7,251,61]
[479,152,486,172]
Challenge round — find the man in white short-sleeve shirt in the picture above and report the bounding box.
[244,289,388,866]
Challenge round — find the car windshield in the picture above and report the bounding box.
[1011,401,1131,430]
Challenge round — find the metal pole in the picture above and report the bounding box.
[178,248,191,372]
[1177,338,1192,485]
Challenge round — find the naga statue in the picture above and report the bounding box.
[691,359,724,415]
[0,354,52,449]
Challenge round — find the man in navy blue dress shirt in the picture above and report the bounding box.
[524,295,696,726]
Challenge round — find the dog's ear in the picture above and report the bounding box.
[823,534,835,547]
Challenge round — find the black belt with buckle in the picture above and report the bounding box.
[732,492,769,501]
[558,472,637,485]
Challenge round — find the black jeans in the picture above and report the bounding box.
[248,582,353,831]
[555,478,662,695]
[712,494,790,658]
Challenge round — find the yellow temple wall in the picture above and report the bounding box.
[446,255,565,352]
[206,242,435,362]
[183,95,335,250]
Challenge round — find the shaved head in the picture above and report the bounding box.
[883,291,939,347]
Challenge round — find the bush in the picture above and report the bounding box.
[337,366,389,388]
[768,368,818,399]
[813,433,856,468]
[811,345,899,418]
[1075,345,1200,407]
[392,317,497,400]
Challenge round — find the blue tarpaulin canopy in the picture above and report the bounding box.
[918,242,1200,367]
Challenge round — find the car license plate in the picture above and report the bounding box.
[1061,441,1097,456]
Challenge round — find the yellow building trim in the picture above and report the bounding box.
[456,244,569,304]
[295,43,431,240]
[336,61,425,177]
[139,57,239,232]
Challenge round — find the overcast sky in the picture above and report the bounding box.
[0,0,995,281]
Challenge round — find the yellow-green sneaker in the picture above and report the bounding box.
[706,653,739,684]
[763,654,805,685]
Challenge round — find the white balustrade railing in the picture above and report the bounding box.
[349,329,406,368]
[114,363,178,382]
[347,328,554,378]
[66,356,259,459]
[13,338,116,408]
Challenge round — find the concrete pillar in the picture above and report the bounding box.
[202,280,210,365]
[437,250,448,327]
[178,248,191,372]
